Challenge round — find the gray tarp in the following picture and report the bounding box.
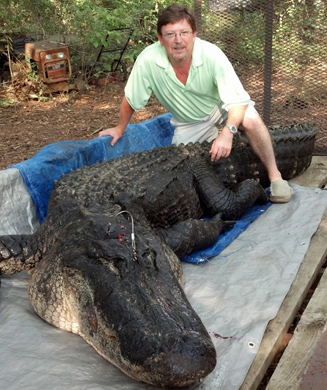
[0,168,39,235]
[1,171,327,389]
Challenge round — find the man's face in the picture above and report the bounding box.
[157,19,197,65]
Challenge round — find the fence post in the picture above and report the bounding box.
[194,0,202,37]
[263,0,274,125]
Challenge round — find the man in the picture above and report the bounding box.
[99,3,293,203]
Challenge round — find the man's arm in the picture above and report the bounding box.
[99,96,135,146]
[209,105,247,161]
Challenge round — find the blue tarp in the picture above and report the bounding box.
[10,113,271,263]
[10,113,175,223]
[181,201,271,263]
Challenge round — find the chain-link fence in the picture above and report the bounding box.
[2,1,326,153]
[192,0,327,154]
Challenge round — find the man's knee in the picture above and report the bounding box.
[240,106,265,133]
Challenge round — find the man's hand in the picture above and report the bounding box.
[99,126,124,146]
[98,96,135,146]
[209,126,234,161]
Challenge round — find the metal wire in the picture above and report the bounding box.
[116,210,137,261]
[192,0,327,155]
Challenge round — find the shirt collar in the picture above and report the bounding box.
[191,38,203,68]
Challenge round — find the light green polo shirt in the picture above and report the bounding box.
[124,38,251,123]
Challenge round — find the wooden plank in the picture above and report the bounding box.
[289,156,327,188]
[266,266,327,389]
[240,156,327,390]
[240,208,327,389]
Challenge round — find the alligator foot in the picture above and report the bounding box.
[220,179,269,220]
[156,212,232,257]
[191,156,269,220]
[0,235,34,275]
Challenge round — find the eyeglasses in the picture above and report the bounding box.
[161,30,193,39]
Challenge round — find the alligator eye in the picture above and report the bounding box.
[106,222,111,236]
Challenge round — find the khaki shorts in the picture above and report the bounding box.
[171,100,256,145]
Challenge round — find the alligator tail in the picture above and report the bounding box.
[211,123,319,187]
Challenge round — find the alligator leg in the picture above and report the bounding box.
[156,213,234,257]
[192,157,269,220]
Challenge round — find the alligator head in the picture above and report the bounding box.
[27,202,216,387]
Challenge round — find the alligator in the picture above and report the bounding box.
[0,123,318,387]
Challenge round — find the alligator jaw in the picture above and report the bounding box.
[28,210,216,387]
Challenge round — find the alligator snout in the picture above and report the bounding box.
[84,230,217,386]
[142,332,216,387]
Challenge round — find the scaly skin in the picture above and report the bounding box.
[0,123,318,386]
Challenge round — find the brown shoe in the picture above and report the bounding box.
[270,180,293,203]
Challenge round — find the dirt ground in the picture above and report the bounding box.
[1,73,326,172]
[0,82,168,170]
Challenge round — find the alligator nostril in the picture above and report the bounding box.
[143,334,217,387]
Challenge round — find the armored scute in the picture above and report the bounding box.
[0,123,318,387]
